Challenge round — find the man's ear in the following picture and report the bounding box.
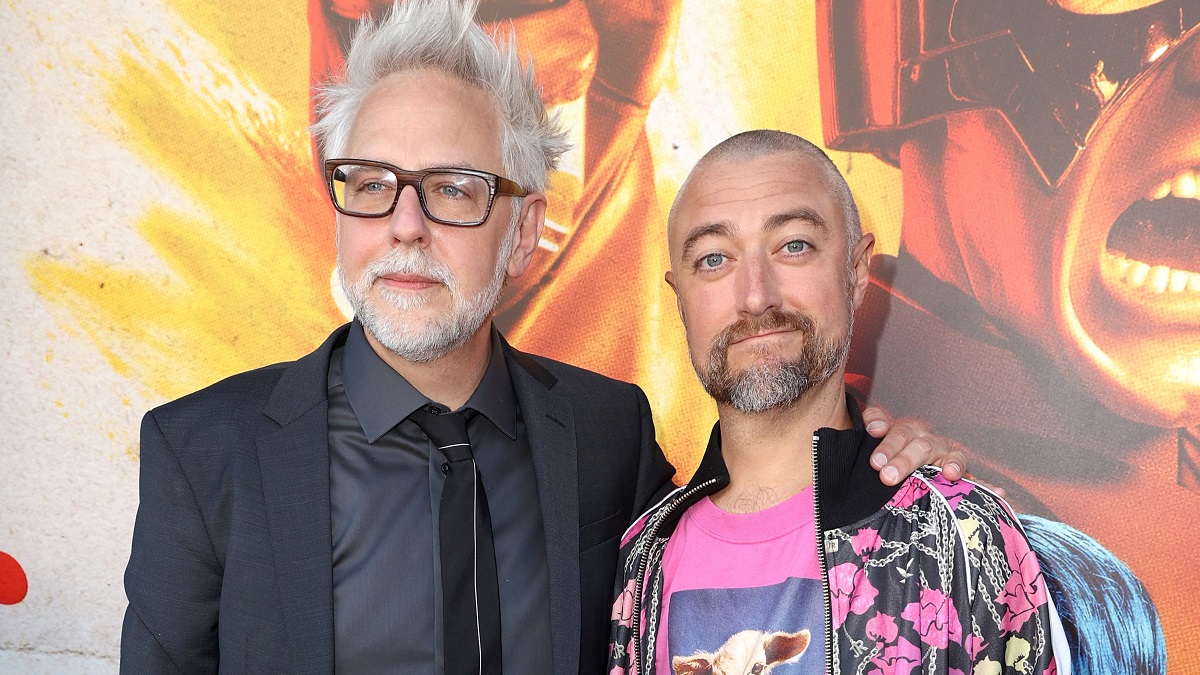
[506,193,547,279]
[850,232,875,309]
[665,269,687,324]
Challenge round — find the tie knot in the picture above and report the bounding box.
[409,404,474,462]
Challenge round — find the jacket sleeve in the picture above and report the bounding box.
[964,487,1063,675]
[630,384,678,516]
[121,410,221,674]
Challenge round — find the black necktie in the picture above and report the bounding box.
[409,405,503,675]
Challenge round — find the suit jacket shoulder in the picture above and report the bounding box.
[123,326,349,675]
[149,324,348,439]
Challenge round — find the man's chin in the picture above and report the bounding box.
[362,320,467,363]
[705,361,814,413]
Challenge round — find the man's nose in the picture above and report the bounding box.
[736,254,782,317]
[388,185,432,245]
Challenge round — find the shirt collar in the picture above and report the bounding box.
[340,320,517,443]
[463,327,518,440]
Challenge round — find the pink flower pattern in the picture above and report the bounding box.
[888,478,930,510]
[935,477,975,509]
[867,636,921,675]
[899,588,962,649]
[851,527,882,556]
[829,562,879,628]
[963,632,988,659]
[865,611,899,642]
[611,579,635,625]
[607,473,1059,674]
[996,521,1048,631]
[824,476,1057,673]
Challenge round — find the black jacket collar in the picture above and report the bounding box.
[668,394,902,535]
[814,395,904,530]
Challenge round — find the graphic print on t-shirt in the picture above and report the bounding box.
[666,578,825,674]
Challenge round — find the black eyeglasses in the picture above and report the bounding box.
[324,158,528,226]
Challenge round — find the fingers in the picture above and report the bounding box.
[869,419,922,485]
[883,433,934,486]
[938,449,968,481]
[863,410,975,487]
[860,406,891,437]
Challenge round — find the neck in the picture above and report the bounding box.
[362,321,494,410]
[712,374,851,514]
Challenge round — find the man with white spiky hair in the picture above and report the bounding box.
[120,3,965,673]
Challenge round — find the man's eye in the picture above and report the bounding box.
[361,181,390,193]
[436,184,464,198]
[700,253,726,268]
[784,240,809,253]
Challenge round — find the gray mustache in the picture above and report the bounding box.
[364,249,455,289]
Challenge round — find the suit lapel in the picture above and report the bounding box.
[256,325,348,674]
[505,343,581,675]
[251,327,582,674]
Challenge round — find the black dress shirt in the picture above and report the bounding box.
[327,320,552,673]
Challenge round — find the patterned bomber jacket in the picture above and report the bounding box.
[608,397,1067,674]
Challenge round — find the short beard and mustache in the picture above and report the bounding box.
[695,307,852,414]
[338,214,518,363]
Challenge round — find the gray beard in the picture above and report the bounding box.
[338,219,517,363]
[696,308,852,414]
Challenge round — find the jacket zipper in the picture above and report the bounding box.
[812,432,832,673]
[630,477,718,673]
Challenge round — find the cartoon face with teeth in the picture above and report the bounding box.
[908,33,1198,427]
[822,0,1200,427]
[1054,24,1200,426]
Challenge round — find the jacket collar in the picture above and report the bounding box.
[674,394,899,535]
[262,324,350,426]
[256,325,581,675]
[499,335,580,675]
[257,323,349,673]
[500,334,557,388]
[814,395,900,530]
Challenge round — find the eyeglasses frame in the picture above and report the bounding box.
[323,158,529,227]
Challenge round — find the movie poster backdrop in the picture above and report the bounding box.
[1,0,1196,672]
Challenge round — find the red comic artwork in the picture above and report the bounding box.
[819,1,1199,673]
[0,552,28,606]
[303,1,1200,672]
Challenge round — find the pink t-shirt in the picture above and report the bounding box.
[656,486,826,674]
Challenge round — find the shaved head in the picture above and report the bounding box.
[669,130,862,263]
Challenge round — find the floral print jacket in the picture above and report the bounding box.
[608,398,1066,674]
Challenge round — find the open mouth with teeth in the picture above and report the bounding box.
[1101,167,1200,314]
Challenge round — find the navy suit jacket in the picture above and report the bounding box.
[121,325,675,674]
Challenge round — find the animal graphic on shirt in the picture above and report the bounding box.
[672,628,811,675]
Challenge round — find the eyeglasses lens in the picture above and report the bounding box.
[330,164,490,224]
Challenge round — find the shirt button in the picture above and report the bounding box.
[441,462,451,474]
